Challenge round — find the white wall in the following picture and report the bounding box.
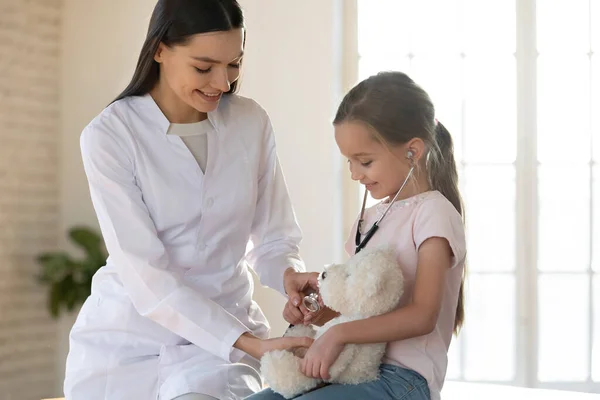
[60,0,153,240]
[238,0,345,333]
[58,0,344,394]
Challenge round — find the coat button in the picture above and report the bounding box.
[198,242,207,251]
[206,197,214,208]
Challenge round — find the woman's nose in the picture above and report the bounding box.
[211,68,231,93]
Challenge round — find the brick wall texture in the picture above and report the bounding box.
[0,0,62,398]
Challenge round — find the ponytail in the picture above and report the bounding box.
[428,121,466,334]
[331,71,467,333]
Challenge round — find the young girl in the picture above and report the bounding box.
[248,71,467,400]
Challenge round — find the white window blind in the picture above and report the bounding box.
[352,0,600,393]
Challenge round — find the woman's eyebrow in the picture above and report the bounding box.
[192,51,244,64]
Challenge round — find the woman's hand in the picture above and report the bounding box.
[301,326,345,380]
[234,332,314,361]
[282,269,320,325]
[283,298,307,325]
[283,269,320,309]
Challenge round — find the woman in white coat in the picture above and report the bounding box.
[63,1,317,399]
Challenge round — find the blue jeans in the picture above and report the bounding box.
[246,364,430,400]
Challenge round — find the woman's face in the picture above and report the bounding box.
[154,28,244,114]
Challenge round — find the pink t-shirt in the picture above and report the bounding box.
[344,191,466,400]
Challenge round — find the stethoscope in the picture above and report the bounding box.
[301,158,416,313]
[354,162,415,254]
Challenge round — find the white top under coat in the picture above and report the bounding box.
[64,93,305,400]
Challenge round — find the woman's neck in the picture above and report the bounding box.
[150,81,207,124]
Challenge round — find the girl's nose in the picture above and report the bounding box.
[349,164,363,181]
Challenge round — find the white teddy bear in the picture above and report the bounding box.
[260,246,404,399]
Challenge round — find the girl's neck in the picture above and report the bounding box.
[150,81,207,124]
[385,174,431,203]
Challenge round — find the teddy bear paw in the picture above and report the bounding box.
[261,349,320,399]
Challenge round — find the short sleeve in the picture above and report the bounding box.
[413,194,466,268]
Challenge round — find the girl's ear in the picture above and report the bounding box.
[405,138,426,163]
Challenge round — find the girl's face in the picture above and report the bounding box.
[335,121,419,200]
[154,28,244,115]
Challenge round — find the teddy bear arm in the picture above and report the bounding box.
[260,350,320,399]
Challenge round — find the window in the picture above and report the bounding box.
[351,0,599,392]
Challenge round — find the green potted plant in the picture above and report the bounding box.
[37,226,107,318]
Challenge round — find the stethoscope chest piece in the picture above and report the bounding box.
[302,292,320,313]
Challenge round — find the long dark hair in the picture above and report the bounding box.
[334,71,466,334]
[112,0,244,104]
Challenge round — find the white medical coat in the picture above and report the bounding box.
[64,94,305,400]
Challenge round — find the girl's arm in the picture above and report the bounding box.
[334,236,452,344]
[300,237,452,380]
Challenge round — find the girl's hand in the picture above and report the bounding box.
[235,333,314,360]
[301,326,345,380]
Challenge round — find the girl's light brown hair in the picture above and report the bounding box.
[333,71,465,333]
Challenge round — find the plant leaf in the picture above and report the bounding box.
[69,227,103,257]
[37,226,107,318]
[69,227,107,277]
[49,283,62,318]
[81,258,104,280]
[37,252,75,283]
[66,284,78,310]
